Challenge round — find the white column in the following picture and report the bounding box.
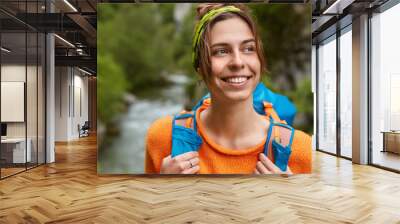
[352,14,369,164]
[46,33,55,163]
[45,0,55,163]
[312,45,317,151]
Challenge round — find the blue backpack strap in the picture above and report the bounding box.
[173,112,194,122]
[192,110,198,132]
[263,119,274,156]
[171,111,202,158]
[263,118,294,172]
[196,83,297,125]
[172,111,198,132]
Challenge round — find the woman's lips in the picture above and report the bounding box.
[221,75,252,87]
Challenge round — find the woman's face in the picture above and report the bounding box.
[207,16,261,103]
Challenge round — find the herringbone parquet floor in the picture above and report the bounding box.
[1,135,400,223]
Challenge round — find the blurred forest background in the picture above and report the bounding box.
[98,3,312,173]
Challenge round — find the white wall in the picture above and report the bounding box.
[1,65,25,81]
[1,63,46,164]
[54,67,89,141]
[55,66,69,141]
[1,65,35,138]
[1,65,25,129]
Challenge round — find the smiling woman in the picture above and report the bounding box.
[206,16,260,103]
[144,3,312,174]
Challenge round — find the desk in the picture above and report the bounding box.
[381,131,400,154]
[1,138,31,163]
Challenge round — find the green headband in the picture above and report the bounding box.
[192,5,241,70]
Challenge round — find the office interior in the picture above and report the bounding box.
[313,0,400,172]
[0,0,97,179]
[0,0,399,222]
[0,0,398,178]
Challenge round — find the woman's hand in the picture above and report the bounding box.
[160,151,200,174]
[254,153,292,176]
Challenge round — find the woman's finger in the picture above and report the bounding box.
[160,155,174,174]
[181,165,200,174]
[189,157,199,166]
[173,151,199,162]
[176,160,192,171]
[256,161,271,174]
[176,156,200,171]
[176,158,197,171]
[259,153,281,173]
[254,168,260,174]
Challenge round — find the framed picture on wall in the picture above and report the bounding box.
[1,81,25,122]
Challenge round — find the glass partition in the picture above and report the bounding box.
[0,1,46,179]
[27,30,38,169]
[1,30,27,177]
[339,26,352,158]
[371,3,400,171]
[38,32,45,165]
[26,0,42,169]
[317,35,337,154]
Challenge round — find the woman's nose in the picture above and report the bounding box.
[228,50,245,70]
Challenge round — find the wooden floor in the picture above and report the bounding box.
[1,167,26,178]
[1,163,45,178]
[1,135,400,223]
[373,151,400,171]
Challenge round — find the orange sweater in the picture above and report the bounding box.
[145,107,312,174]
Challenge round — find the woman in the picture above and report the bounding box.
[145,3,311,174]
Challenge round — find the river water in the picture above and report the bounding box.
[99,74,189,174]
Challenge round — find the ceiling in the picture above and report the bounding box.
[1,0,97,74]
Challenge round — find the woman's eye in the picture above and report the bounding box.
[243,46,255,53]
[213,48,228,56]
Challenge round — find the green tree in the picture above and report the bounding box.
[250,4,311,91]
[97,54,127,126]
[289,77,313,134]
[98,4,176,93]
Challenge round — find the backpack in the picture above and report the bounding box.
[171,97,295,172]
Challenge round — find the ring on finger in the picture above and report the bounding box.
[188,159,193,168]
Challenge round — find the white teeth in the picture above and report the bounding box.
[225,76,248,83]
